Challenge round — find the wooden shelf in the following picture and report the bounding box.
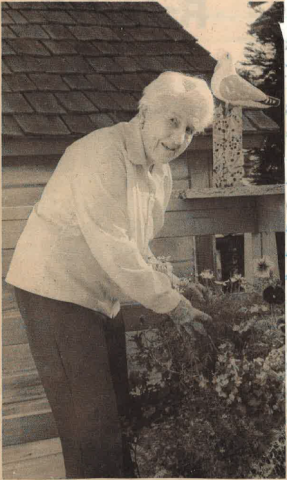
[180,184,284,200]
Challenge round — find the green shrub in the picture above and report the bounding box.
[126,278,285,478]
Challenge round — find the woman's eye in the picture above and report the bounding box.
[186,127,194,135]
[170,118,177,126]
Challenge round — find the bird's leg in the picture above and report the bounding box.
[225,102,230,116]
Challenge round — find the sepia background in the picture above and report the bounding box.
[2,0,285,478]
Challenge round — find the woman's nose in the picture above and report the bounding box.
[170,129,186,148]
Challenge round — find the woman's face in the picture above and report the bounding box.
[140,96,197,167]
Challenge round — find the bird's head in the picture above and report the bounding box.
[214,51,234,73]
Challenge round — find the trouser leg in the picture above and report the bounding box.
[14,287,129,478]
[104,312,135,477]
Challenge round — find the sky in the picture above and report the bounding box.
[157,0,280,63]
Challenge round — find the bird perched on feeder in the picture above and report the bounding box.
[211,52,280,111]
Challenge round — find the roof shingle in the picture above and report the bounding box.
[4,74,37,92]
[115,56,142,72]
[6,56,92,74]
[107,92,138,112]
[3,115,24,136]
[85,74,117,91]
[7,38,51,56]
[30,74,70,91]
[127,27,170,41]
[2,26,17,39]
[109,111,134,123]
[2,79,12,93]
[10,24,50,39]
[85,92,120,111]
[9,2,47,10]
[41,10,76,24]
[74,42,102,56]
[68,25,120,41]
[61,114,96,135]
[2,40,16,55]
[89,113,115,129]
[183,54,215,72]
[114,2,166,12]
[93,42,120,56]
[105,73,146,91]
[104,11,138,27]
[43,40,78,55]
[55,92,97,113]
[62,74,95,91]
[15,114,70,135]
[142,41,195,56]
[2,60,12,74]
[6,10,28,24]
[25,92,66,114]
[68,10,112,26]
[86,56,123,73]
[42,24,74,39]
[158,55,195,72]
[2,11,14,25]
[112,41,146,57]
[20,10,48,24]
[123,11,161,27]
[165,28,197,42]
[135,56,164,72]
[1,0,278,149]
[3,93,34,114]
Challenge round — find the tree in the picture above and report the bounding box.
[239,2,284,282]
[239,1,284,185]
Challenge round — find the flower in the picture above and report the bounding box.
[199,269,214,280]
[231,273,247,283]
[157,256,172,263]
[232,325,240,331]
[198,375,209,389]
[253,256,275,278]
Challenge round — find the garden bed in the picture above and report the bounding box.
[125,272,285,478]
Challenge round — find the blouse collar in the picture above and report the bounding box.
[124,115,147,166]
[123,115,165,175]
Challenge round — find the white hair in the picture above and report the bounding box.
[139,71,214,132]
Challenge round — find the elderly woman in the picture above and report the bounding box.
[6,71,213,479]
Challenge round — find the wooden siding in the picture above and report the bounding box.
[2,147,284,452]
[2,438,65,479]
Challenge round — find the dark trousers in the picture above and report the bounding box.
[15,287,134,479]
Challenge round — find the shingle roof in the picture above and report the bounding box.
[2,1,278,152]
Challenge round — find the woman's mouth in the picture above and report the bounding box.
[162,143,176,153]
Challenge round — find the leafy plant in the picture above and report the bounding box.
[125,269,285,478]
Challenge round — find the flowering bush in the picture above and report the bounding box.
[126,262,285,478]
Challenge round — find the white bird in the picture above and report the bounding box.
[211,52,280,109]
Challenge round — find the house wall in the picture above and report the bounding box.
[3,143,284,448]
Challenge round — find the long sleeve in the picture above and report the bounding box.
[69,142,181,315]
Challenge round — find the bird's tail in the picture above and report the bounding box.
[262,96,280,107]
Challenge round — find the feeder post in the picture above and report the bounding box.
[212,102,279,282]
[213,103,245,188]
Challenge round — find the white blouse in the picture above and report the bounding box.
[6,116,182,318]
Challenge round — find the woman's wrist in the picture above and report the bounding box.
[168,295,193,325]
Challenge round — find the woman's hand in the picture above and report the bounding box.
[183,282,207,302]
[169,296,212,338]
